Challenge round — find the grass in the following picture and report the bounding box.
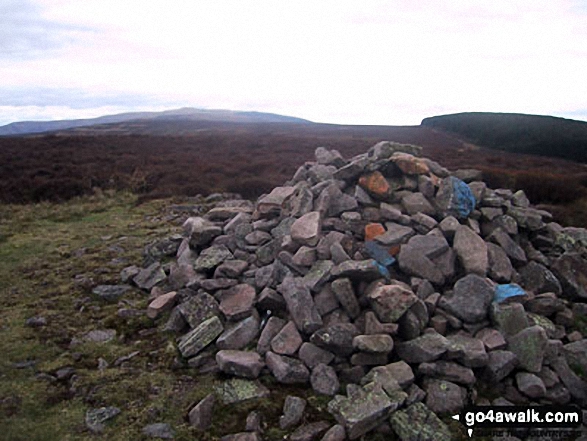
[0,191,342,440]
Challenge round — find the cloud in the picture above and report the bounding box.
[0,0,93,60]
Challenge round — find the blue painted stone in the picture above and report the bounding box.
[364,240,396,267]
[451,177,476,219]
[494,284,526,304]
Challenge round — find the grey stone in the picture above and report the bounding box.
[418,360,476,385]
[483,350,519,382]
[487,242,514,283]
[398,245,445,286]
[550,356,587,405]
[216,312,259,350]
[214,378,270,404]
[327,384,404,440]
[194,245,233,272]
[439,274,494,323]
[516,372,546,398]
[256,186,296,217]
[476,327,507,351]
[445,333,489,368]
[331,278,360,319]
[245,410,263,433]
[256,316,286,355]
[280,395,306,429]
[278,276,323,334]
[220,433,260,441]
[525,293,565,317]
[331,259,384,281]
[298,343,335,369]
[133,263,167,290]
[188,393,215,430]
[320,425,346,441]
[374,223,415,246]
[423,379,465,414]
[311,363,340,396]
[291,211,322,246]
[350,352,388,366]
[401,192,436,216]
[390,402,452,441]
[315,285,340,317]
[92,285,131,302]
[519,261,562,295]
[488,228,527,265]
[271,321,303,356]
[85,406,121,433]
[551,252,587,300]
[289,422,331,441]
[178,316,224,358]
[219,284,256,321]
[404,234,450,259]
[266,351,310,384]
[395,332,450,363]
[178,293,220,329]
[367,282,418,323]
[216,350,264,379]
[142,423,175,439]
[292,246,317,267]
[352,334,393,354]
[508,325,548,373]
[303,260,334,293]
[184,216,222,247]
[490,303,529,336]
[562,339,587,376]
[255,239,280,266]
[310,323,360,357]
[453,225,488,276]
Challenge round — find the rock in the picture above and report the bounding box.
[291,211,322,246]
[299,343,335,369]
[435,176,476,219]
[256,186,296,217]
[311,363,340,396]
[518,261,562,295]
[147,291,177,319]
[194,245,234,272]
[398,245,445,286]
[453,225,488,276]
[303,260,334,292]
[82,329,117,344]
[358,171,391,199]
[219,284,256,321]
[516,372,546,398]
[216,313,259,350]
[418,360,476,385]
[445,333,488,367]
[278,276,323,333]
[184,216,222,247]
[178,316,224,358]
[133,263,167,290]
[525,293,565,317]
[423,379,465,414]
[245,410,263,433]
[256,287,286,311]
[266,351,310,384]
[290,422,330,441]
[257,316,286,355]
[178,293,220,329]
[310,323,360,357]
[188,393,215,430]
[142,423,175,439]
[293,246,317,267]
[439,274,494,323]
[25,316,47,327]
[476,327,507,351]
[92,285,131,302]
[220,433,261,441]
[391,153,430,175]
[85,406,121,433]
[327,384,403,440]
[390,402,452,441]
[216,351,264,379]
[331,278,360,319]
[331,259,385,281]
[395,332,450,363]
[352,334,393,354]
[508,325,548,373]
[550,356,587,406]
[562,339,587,375]
[271,321,303,355]
[320,424,346,441]
[483,350,519,382]
[401,193,436,216]
[215,378,270,405]
[280,395,306,429]
[368,282,418,324]
[551,253,587,300]
[488,228,527,266]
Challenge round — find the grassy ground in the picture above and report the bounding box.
[0,191,344,441]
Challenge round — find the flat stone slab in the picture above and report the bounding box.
[390,402,452,441]
[216,350,265,379]
[214,378,270,405]
[178,316,224,358]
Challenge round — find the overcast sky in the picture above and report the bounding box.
[1,0,586,126]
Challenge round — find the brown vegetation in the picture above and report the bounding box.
[1,121,586,226]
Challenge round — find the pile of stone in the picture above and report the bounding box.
[125,141,587,440]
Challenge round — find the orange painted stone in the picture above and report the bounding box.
[358,171,390,198]
[391,153,430,175]
[365,223,386,241]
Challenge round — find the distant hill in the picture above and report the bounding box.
[0,107,312,136]
[421,112,587,163]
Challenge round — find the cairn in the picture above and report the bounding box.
[127,141,587,440]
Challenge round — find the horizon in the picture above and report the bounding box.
[2,1,587,126]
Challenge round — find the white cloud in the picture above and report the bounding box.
[1,0,586,125]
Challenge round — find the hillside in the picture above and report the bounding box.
[0,108,311,136]
[421,112,587,163]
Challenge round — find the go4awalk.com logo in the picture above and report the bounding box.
[452,405,583,438]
